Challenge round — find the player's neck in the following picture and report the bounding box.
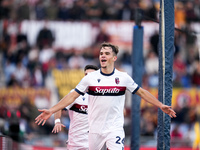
[101,66,115,75]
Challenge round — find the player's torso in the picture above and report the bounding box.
[87,69,128,133]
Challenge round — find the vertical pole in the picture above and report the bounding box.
[157,0,174,149]
[131,25,144,150]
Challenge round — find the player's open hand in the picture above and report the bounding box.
[160,105,176,118]
[35,109,53,126]
[52,122,66,133]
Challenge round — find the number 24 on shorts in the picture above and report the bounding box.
[115,136,125,150]
[115,136,125,145]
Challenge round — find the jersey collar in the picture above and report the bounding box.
[100,68,115,76]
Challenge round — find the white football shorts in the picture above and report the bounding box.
[88,129,125,150]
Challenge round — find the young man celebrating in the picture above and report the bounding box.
[35,42,176,150]
[52,65,98,150]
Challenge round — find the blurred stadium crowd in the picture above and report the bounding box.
[0,0,200,22]
[0,0,200,147]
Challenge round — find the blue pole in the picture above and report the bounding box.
[157,0,174,149]
[131,25,144,150]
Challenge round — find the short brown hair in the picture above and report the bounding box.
[100,42,119,55]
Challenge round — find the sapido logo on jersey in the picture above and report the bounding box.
[88,86,126,96]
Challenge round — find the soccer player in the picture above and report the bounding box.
[52,65,99,150]
[35,42,176,150]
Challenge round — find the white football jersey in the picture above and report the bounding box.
[65,91,89,149]
[75,68,139,134]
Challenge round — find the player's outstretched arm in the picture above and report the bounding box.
[35,91,80,126]
[135,87,176,118]
[52,110,66,133]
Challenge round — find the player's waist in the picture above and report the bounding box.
[88,121,123,133]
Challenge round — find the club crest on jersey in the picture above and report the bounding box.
[97,79,101,83]
[115,77,120,84]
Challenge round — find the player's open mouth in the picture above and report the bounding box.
[101,60,107,62]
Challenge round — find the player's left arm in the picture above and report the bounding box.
[35,90,80,126]
[135,87,176,118]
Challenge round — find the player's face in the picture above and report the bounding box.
[99,46,117,69]
[84,69,96,76]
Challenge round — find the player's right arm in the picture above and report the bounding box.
[135,87,176,118]
[35,90,80,126]
[52,110,66,133]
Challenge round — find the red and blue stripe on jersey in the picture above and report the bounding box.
[69,103,88,114]
[63,103,88,114]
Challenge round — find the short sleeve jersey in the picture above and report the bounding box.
[75,68,139,134]
[65,90,89,148]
